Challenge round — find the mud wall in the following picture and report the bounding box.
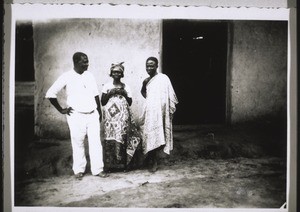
[34,19,287,138]
[229,21,287,123]
[34,19,161,138]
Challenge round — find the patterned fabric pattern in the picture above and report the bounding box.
[103,94,129,144]
[103,92,141,171]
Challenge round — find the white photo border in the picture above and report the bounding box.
[3,3,297,212]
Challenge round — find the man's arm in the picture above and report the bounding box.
[46,74,72,115]
[49,98,73,115]
[125,96,133,106]
[141,77,150,98]
[95,95,102,121]
[101,93,110,106]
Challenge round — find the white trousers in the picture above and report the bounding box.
[66,111,103,175]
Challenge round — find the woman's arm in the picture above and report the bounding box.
[116,88,132,106]
[101,87,132,106]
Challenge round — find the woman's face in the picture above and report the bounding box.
[111,68,123,79]
[146,59,158,77]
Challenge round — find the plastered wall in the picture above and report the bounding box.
[34,19,287,138]
[229,21,287,123]
[34,18,161,138]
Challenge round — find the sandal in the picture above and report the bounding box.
[97,171,109,178]
[75,172,84,180]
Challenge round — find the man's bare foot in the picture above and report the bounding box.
[149,161,158,173]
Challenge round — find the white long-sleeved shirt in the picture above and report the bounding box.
[45,70,99,113]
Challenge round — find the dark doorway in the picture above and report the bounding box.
[163,20,228,125]
[15,21,34,81]
[15,21,35,186]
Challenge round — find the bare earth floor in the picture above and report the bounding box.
[15,156,285,208]
[14,117,287,209]
[14,84,287,209]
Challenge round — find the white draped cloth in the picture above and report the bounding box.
[141,73,178,155]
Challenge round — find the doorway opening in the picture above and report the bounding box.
[163,20,228,125]
[16,21,34,82]
[15,21,35,184]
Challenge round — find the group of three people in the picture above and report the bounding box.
[45,52,178,180]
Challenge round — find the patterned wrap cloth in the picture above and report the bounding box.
[102,85,141,168]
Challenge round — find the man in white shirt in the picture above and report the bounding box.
[46,52,108,180]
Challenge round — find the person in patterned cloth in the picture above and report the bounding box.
[101,62,142,172]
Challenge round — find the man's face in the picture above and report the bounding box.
[146,60,158,77]
[75,55,89,74]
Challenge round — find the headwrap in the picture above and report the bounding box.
[110,62,125,72]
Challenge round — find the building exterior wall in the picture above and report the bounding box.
[34,19,287,138]
[34,18,161,138]
[229,21,287,123]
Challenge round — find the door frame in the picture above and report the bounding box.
[225,22,233,125]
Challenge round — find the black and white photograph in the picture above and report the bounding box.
[3,2,297,212]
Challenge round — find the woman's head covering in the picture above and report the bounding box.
[110,62,125,77]
[111,62,124,72]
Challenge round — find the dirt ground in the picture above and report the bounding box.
[15,156,286,208]
[14,83,287,209]
[14,124,287,208]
